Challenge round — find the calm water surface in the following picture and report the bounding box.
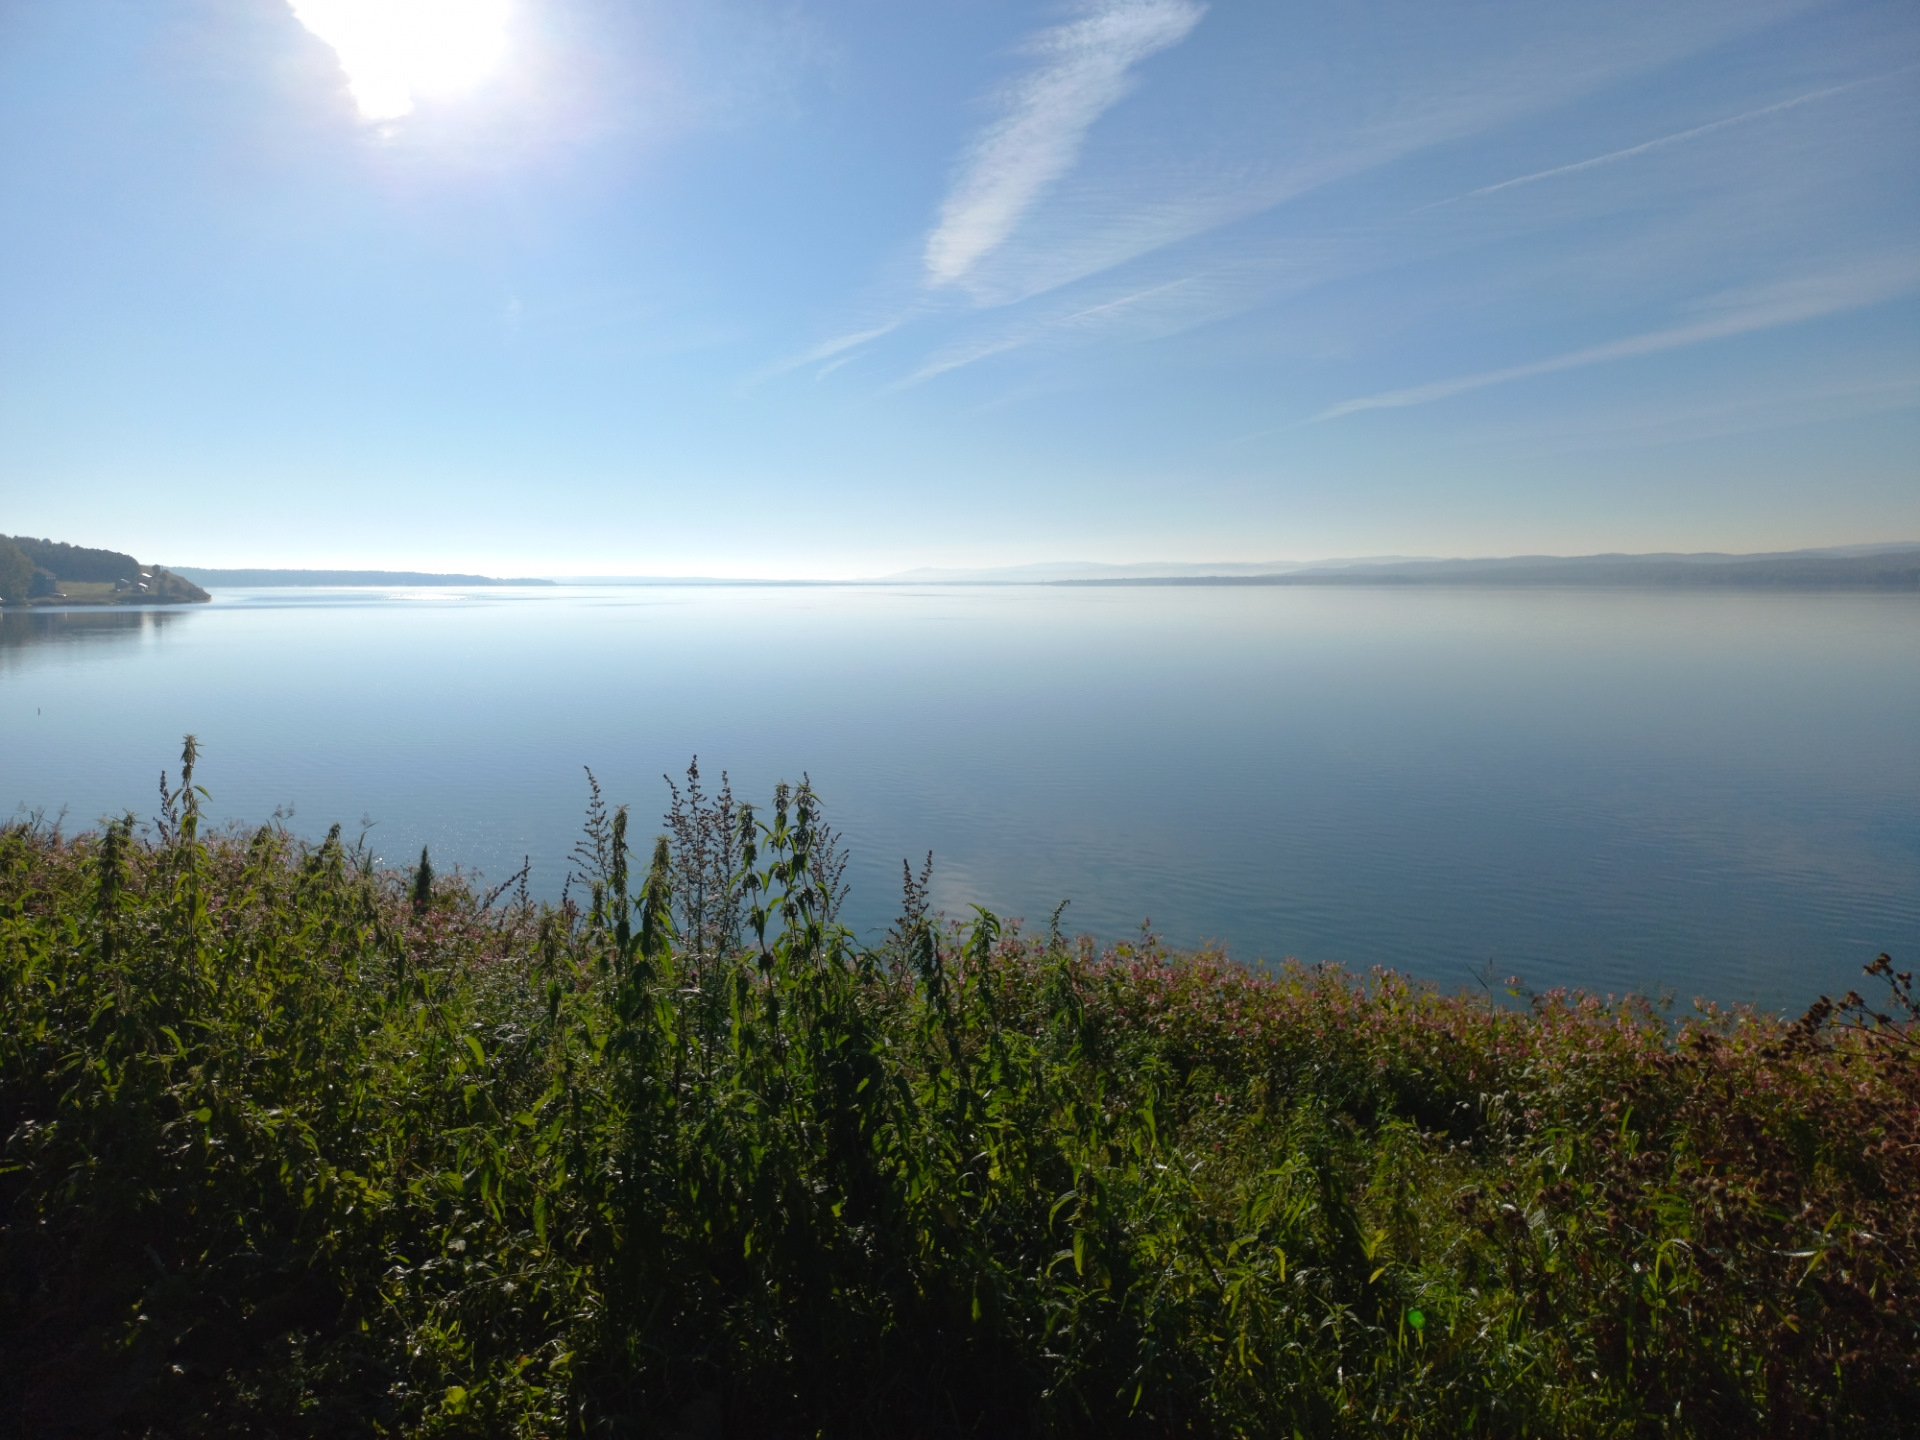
[3,584,1915,1010]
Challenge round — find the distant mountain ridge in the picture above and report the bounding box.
[1059,547,1920,590]
[168,568,555,587]
[881,545,1920,589]
[40,547,1915,593]
[878,558,1409,582]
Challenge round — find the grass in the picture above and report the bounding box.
[29,581,119,602]
[1,741,1914,1438]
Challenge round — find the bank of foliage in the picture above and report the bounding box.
[0,539,34,604]
[1,745,1914,1438]
[0,535,210,605]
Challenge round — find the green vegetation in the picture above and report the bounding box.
[2,745,1913,1437]
[5,535,143,584]
[0,539,31,605]
[0,535,210,606]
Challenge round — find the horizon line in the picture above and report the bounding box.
[163,542,1920,588]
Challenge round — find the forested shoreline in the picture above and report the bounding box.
[0,535,210,607]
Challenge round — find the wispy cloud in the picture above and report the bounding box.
[893,336,1033,390]
[800,0,1888,407]
[746,319,908,386]
[889,274,1214,388]
[1312,257,1920,421]
[924,1,1824,309]
[1479,370,1920,454]
[789,321,904,366]
[1054,275,1198,328]
[924,0,1205,288]
[1425,68,1912,209]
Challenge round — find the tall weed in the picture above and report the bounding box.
[0,743,1912,1437]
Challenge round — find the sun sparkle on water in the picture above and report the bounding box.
[288,0,509,120]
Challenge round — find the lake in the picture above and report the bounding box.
[3,583,1915,1010]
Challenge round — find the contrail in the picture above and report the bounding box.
[1423,68,1911,210]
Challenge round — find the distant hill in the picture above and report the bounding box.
[168,568,555,587]
[881,560,1323,582]
[877,544,1920,587]
[1053,546,1920,589]
[0,535,210,606]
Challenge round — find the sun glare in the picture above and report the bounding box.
[288,0,510,121]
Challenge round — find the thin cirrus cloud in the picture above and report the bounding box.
[743,319,912,387]
[917,1,1826,315]
[1311,256,1920,423]
[770,0,1903,419]
[923,0,1206,289]
[894,274,1205,388]
[873,0,1842,385]
[1427,67,1913,209]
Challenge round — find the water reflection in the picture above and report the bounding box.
[2,586,1914,1009]
[0,607,190,664]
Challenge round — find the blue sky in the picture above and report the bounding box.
[1,0,1915,576]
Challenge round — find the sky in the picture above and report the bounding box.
[0,0,1915,577]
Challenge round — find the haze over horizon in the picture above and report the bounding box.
[3,0,1916,578]
[151,539,1920,586]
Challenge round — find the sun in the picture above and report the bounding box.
[289,0,510,121]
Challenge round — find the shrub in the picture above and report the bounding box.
[1,744,1913,1437]
[0,539,32,605]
